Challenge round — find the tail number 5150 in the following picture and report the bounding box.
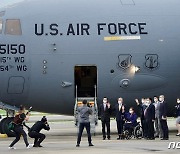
[0,44,26,54]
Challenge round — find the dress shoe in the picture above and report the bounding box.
[103,137,106,140]
[143,136,148,139]
[38,145,43,147]
[33,144,38,147]
[108,138,111,140]
[117,136,121,140]
[89,143,94,146]
[161,138,169,140]
[76,144,80,147]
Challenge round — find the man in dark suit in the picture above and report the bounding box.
[153,96,163,138]
[99,97,112,140]
[113,97,125,140]
[144,98,155,140]
[135,98,148,138]
[159,95,169,140]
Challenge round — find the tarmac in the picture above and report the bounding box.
[0,115,180,154]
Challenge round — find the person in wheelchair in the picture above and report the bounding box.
[124,107,138,134]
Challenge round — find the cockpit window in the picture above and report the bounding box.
[0,19,2,34]
[5,19,22,35]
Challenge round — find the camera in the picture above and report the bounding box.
[26,106,32,115]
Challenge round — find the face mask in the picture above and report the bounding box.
[145,103,149,106]
[129,110,133,114]
[154,99,158,102]
[118,101,122,104]
[146,101,150,104]
[159,98,163,102]
[103,100,107,103]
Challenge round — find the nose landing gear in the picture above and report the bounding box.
[0,102,19,137]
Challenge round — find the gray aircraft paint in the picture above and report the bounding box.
[0,0,180,115]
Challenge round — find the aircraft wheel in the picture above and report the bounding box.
[0,118,7,134]
[2,117,15,137]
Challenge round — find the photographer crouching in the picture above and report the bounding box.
[28,116,50,147]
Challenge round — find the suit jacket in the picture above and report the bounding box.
[159,101,167,119]
[175,103,180,117]
[113,103,125,121]
[99,103,112,122]
[144,103,155,121]
[153,101,160,118]
[137,104,147,120]
[125,112,137,126]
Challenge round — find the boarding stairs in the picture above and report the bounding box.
[74,85,98,135]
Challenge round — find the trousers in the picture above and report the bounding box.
[77,122,92,144]
[10,125,29,147]
[28,131,46,145]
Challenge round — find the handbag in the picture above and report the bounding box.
[8,122,15,131]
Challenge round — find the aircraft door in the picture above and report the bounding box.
[74,66,97,97]
[74,66,98,133]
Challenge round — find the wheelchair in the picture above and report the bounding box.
[122,122,143,140]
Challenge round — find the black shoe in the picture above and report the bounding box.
[103,137,106,140]
[155,135,159,138]
[33,144,39,147]
[161,138,169,140]
[176,134,180,136]
[76,144,80,147]
[89,143,94,146]
[38,145,43,147]
[108,138,111,140]
[117,135,121,140]
[143,136,148,139]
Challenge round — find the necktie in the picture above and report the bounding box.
[144,107,148,116]
[104,104,106,111]
[119,104,121,111]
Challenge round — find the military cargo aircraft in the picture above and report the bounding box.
[0,0,180,136]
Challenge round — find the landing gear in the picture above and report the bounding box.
[0,117,15,137]
[0,102,19,137]
[0,118,6,133]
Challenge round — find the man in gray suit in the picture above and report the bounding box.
[76,100,94,147]
[153,96,163,138]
